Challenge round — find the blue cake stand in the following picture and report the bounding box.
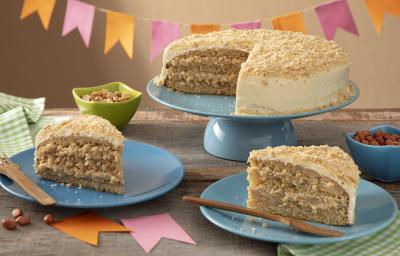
[147,80,359,161]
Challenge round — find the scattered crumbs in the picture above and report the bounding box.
[262,222,268,228]
[78,185,82,189]
[65,184,71,188]
[50,184,57,188]
[251,227,256,233]
[61,183,65,186]
[74,190,78,194]
[247,217,255,222]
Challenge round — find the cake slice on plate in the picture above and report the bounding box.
[34,115,125,194]
[247,145,360,225]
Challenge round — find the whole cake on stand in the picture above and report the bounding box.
[148,29,359,161]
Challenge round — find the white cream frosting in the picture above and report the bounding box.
[235,64,351,115]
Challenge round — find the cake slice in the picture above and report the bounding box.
[34,115,125,194]
[247,145,360,225]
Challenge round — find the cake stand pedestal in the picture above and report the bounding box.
[147,80,359,161]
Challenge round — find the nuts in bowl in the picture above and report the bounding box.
[346,125,400,182]
[81,89,133,103]
[72,82,142,130]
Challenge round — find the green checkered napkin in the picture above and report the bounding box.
[0,93,66,156]
[278,212,400,256]
[0,92,45,123]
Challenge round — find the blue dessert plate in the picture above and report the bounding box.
[0,140,184,208]
[200,172,398,244]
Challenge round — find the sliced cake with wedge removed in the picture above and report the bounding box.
[247,145,360,225]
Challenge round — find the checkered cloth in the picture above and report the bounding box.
[0,93,67,156]
[278,212,400,256]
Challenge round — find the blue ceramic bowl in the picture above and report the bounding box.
[346,125,400,182]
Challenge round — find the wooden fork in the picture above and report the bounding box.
[183,195,344,237]
[0,153,56,206]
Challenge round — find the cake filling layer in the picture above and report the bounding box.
[247,159,350,225]
[164,49,249,95]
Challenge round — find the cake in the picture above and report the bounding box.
[34,115,125,194]
[247,145,360,225]
[155,29,354,115]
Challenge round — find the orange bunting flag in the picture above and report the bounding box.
[104,11,135,59]
[190,24,220,34]
[364,0,400,34]
[52,212,131,246]
[272,12,307,33]
[20,0,56,30]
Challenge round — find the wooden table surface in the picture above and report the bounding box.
[1,108,399,256]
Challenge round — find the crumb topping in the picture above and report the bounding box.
[35,115,124,148]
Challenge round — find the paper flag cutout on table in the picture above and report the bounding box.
[52,212,131,246]
[121,213,196,253]
[20,0,56,30]
[62,0,95,47]
[190,24,220,34]
[272,12,307,33]
[231,20,261,30]
[364,0,400,34]
[104,11,135,59]
[150,21,180,61]
[315,0,359,40]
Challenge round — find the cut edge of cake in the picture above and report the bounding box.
[247,145,360,225]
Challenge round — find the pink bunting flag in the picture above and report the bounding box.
[231,20,261,30]
[62,0,95,47]
[150,21,180,62]
[315,0,359,40]
[121,213,196,253]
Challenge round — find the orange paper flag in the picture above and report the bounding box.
[20,0,56,30]
[272,12,307,33]
[190,24,220,34]
[104,11,135,59]
[364,0,400,34]
[52,212,132,246]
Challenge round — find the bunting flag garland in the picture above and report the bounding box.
[16,0,400,61]
[272,12,307,33]
[315,0,360,40]
[364,0,400,34]
[20,0,56,30]
[190,24,221,34]
[150,21,180,61]
[104,11,135,59]
[62,0,95,47]
[231,20,261,30]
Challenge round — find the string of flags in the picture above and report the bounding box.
[20,0,400,61]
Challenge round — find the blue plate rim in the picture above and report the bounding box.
[147,80,359,121]
[199,172,398,244]
[0,140,185,208]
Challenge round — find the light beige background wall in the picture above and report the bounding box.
[1,0,399,109]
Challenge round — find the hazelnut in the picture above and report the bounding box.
[361,140,370,145]
[2,218,17,230]
[375,130,385,137]
[370,140,379,146]
[386,139,395,145]
[366,136,374,142]
[16,215,30,226]
[11,208,23,219]
[353,136,361,142]
[43,214,55,225]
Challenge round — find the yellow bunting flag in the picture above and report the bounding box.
[20,0,56,30]
[190,24,220,34]
[272,12,307,33]
[104,11,135,59]
[364,0,400,34]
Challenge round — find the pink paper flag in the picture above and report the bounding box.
[315,0,359,40]
[62,0,95,47]
[150,20,180,61]
[231,20,261,30]
[121,213,196,253]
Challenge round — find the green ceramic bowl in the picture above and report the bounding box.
[72,82,142,130]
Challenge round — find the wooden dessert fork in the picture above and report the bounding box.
[0,153,56,206]
[183,195,343,237]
